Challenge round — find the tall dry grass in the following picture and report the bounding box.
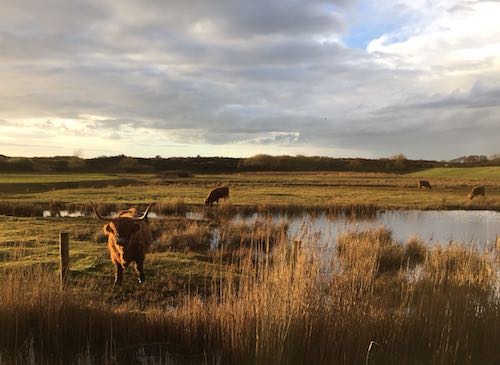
[152,220,213,252]
[1,229,499,364]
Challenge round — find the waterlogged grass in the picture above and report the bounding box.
[0,228,499,364]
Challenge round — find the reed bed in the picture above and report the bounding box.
[152,220,213,252]
[0,199,469,219]
[216,219,288,251]
[202,202,381,220]
[0,198,498,223]
[0,229,499,364]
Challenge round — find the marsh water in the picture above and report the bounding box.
[44,209,500,249]
[228,210,500,249]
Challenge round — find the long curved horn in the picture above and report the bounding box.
[135,202,155,221]
[90,201,109,221]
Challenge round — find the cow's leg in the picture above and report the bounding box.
[114,263,124,285]
[135,261,145,284]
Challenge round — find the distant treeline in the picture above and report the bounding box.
[0,153,498,174]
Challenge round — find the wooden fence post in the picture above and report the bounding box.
[59,232,70,289]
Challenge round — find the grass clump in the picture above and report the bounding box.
[152,220,213,252]
[404,235,427,267]
[218,219,288,251]
[423,244,494,287]
[337,228,429,275]
[156,198,188,216]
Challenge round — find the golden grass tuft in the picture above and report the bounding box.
[218,219,288,250]
[153,221,213,252]
[156,198,188,216]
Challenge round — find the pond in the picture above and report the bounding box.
[230,210,500,249]
[41,209,500,249]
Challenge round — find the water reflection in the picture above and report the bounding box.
[42,209,499,248]
[230,210,500,249]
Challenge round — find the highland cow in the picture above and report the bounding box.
[205,186,229,206]
[90,201,154,285]
[468,186,485,200]
[418,180,432,189]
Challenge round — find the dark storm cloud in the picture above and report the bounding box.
[404,82,500,110]
[293,84,500,159]
[104,0,347,37]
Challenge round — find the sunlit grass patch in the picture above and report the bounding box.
[410,166,500,180]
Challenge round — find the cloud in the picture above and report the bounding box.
[0,0,499,159]
[367,1,500,73]
[103,0,347,39]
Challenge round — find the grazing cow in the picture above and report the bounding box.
[418,180,432,189]
[90,201,154,285]
[205,186,229,206]
[468,186,485,200]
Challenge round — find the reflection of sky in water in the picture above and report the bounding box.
[42,209,500,249]
[231,210,500,249]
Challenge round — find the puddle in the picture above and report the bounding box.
[60,210,86,217]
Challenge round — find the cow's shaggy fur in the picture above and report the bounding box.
[468,186,485,200]
[205,186,229,206]
[418,180,432,189]
[91,202,154,285]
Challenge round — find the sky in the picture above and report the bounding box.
[0,0,499,160]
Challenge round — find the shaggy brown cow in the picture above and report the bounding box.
[468,186,485,200]
[205,186,229,206]
[90,201,154,285]
[418,180,432,189]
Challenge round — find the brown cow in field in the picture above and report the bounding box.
[205,186,229,206]
[418,180,432,189]
[90,201,154,285]
[468,186,485,200]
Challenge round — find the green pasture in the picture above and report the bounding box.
[0,168,497,210]
[410,166,500,180]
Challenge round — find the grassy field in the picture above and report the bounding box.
[409,166,500,180]
[0,173,123,183]
[0,167,499,363]
[0,168,498,212]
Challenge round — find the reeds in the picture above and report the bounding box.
[0,201,389,220]
[152,221,213,252]
[217,219,288,250]
[156,199,189,216]
[1,229,499,364]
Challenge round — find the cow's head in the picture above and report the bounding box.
[90,201,154,246]
[204,197,210,205]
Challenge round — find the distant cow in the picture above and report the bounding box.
[418,180,432,189]
[205,186,229,206]
[90,201,154,285]
[468,186,485,200]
